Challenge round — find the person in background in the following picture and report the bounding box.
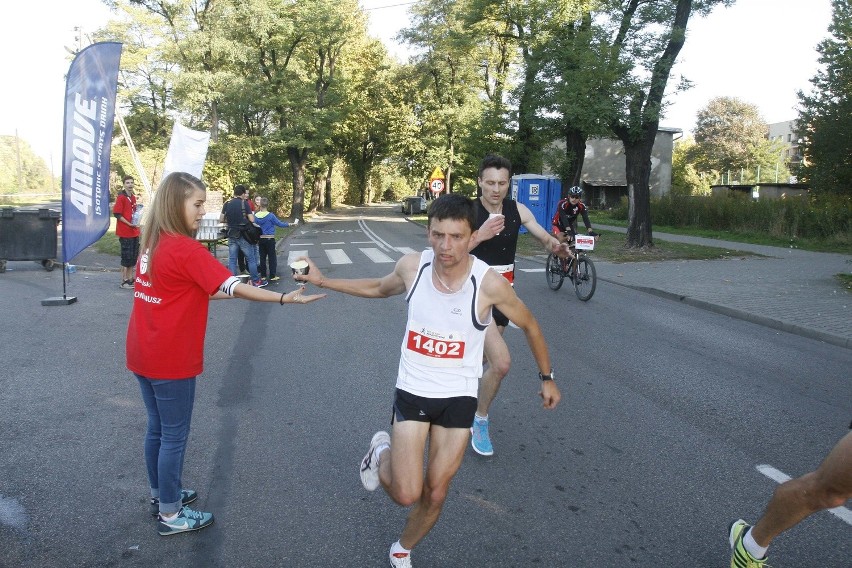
[466,154,569,456]
[294,194,560,567]
[114,175,141,289]
[128,172,324,536]
[237,192,260,274]
[254,197,298,282]
[220,184,266,287]
[729,428,852,567]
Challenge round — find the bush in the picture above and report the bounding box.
[611,193,851,244]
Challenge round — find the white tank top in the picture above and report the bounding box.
[396,250,492,398]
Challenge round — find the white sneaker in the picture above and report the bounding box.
[389,547,412,568]
[360,431,390,491]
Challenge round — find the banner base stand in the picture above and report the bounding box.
[41,296,78,306]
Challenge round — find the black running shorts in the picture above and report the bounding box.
[392,388,477,429]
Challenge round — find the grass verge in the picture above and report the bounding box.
[516,230,761,263]
[588,211,849,254]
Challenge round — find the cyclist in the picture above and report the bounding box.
[551,186,595,247]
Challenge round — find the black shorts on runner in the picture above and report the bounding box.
[392,388,477,429]
[491,306,509,328]
[119,236,140,268]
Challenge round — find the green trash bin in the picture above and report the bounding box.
[0,208,61,273]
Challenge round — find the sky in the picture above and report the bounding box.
[0,0,833,173]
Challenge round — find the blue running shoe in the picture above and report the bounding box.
[149,489,198,516]
[157,506,214,536]
[470,415,494,456]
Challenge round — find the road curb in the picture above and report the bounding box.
[517,253,850,351]
[598,277,850,350]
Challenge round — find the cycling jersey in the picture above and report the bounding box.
[552,198,591,237]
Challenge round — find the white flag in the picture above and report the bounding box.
[162,122,210,180]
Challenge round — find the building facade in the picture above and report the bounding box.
[543,127,681,207]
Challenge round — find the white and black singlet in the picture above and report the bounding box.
[397,250,492,398]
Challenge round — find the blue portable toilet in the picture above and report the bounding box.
[512,174,561,234]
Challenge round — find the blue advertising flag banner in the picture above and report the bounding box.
[61,42,122,264]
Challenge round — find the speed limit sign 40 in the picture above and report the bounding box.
[430,179,445,193]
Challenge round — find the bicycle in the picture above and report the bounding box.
[545,232,598,301]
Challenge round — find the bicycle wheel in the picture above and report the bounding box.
[573,256,597,301]
[545,253,564,290]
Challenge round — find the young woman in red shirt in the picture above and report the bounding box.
[126,172,324,536]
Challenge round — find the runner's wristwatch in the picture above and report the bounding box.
[538,371,554,381]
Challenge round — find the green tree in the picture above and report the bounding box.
[670,136,706,195]
[539,6,621,188]
[604,0,733,249]
[797,0,852,194]
[400,0,485,193]
[0,136,53,194]
[690,96,787,180]
[337,42,417,204]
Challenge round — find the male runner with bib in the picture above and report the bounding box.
[468,155,569,456]
[293,194,560,567]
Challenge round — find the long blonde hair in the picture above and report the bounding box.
[139,172,206,280]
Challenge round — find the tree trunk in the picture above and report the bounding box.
[308,171,322,213]
[209,100,219,143]
[624,139,654,248]
[446,130,454,193]
[613,0,693,249]
[287,146,308,221]
[324,161,333,210]
[564,126,587,192]
[513,47,541,174]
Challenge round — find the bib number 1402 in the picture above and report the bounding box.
[407,331,464,359]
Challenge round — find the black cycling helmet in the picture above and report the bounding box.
[568,186,583,196]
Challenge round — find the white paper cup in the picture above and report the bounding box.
[290,260,309,275]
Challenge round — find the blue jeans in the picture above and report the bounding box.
[136,375,196,515]
[228,235,259,281]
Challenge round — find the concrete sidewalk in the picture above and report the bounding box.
[587,225,852,349]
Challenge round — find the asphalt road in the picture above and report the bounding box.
[0,206,849,567]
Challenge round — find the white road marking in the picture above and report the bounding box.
[322,241,345,245]
[358,219,395,252]
[360,248,394,263]
[326,249,352,264]
[519,268,545,273]
[396,247,416,254]
[756,464,852,526]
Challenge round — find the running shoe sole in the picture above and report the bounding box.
[360,431,390,491]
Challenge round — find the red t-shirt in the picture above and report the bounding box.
[126,233,233,379]
[113,192,140,238]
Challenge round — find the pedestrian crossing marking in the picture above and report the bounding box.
[326,249,352,265]
[360,248,394,263]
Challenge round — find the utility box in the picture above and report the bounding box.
[512,175,562,234]
[0,208,61,273]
